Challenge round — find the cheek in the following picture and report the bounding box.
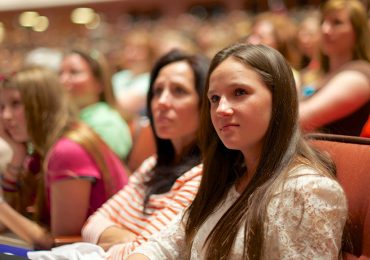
[178,102,199,127]
[150,100,157,114]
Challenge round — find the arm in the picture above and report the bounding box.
[299,70,370,131]
[126,254,149,260]
[97,226,136,251]
[50,178,91,236]
[0,121,27,193]
[0,190,53,249]
[265,171,347,259]
[82,157,157,246]
[105,165,202,259]
[47,138,108,236]
[127,213,186,260]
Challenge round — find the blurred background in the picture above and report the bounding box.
[0,0,368,73]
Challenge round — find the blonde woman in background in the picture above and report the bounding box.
[0,66,128,249]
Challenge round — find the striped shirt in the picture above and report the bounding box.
[82,155,202,259]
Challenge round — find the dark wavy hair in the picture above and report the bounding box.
[143,49,209,209]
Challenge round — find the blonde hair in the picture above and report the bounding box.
[252,12,301,69]
[5,66,76,156]
[320,0,370,72]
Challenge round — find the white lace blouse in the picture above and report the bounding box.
[132,166,348,259]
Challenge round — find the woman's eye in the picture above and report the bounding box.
[153,87,163,96]
[174,86,186,95]
[235,88,247,96]
[209,95,219,103]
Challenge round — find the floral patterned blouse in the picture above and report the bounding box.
[132,165,348,259]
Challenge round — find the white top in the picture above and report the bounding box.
[132,166,348,259]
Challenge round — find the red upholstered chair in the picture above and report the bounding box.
[308,133,370,260]
[360,116,370,138]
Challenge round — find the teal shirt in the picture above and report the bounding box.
[80,102,132,160]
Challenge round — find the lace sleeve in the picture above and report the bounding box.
[131,212,187,260]
[264,172,348,259]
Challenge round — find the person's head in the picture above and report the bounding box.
[147,49,209,161]
[0,66,75,156]
[298,10,321,66]
[185,43,334,259]
[151,29,199,62]
[320,0,370,71]
[202,43,298,172]
[247,12,301,69]
[59,49,115,109]
[119,28,153,73]
[143,49,209,208]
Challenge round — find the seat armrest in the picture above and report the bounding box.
[53,235,82,247]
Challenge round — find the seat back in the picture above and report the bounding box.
[308,134,370,259]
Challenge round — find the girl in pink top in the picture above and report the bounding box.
[0,66,128,249]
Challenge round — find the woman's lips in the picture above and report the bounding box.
[220,124,239,131]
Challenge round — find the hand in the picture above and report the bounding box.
[0,121,27,173]
[0,121,26,157]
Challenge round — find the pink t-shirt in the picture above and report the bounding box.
[46,137,128,217]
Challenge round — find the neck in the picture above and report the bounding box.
[236,151,261,193]
[329,52,353,72]
[172,135,196,163]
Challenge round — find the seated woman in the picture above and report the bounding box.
[299,0,370,136]
[0,66,129,249]
[60,49,132,161]
[81,49,209,259]
[127,44,347,259]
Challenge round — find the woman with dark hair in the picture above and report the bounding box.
[81,49,209,259]
[128,44,347,259]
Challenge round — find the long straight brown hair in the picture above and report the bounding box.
[184,44,336,259]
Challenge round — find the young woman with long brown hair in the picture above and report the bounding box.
[128,43,347,259]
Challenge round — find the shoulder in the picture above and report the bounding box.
[173,164,203,187]
[48,137,90,160]
[129,155,157,183]
[341,60,370,75]
[180,164,203,180]
[80,102,123,122]
[283,166,346,206]
[331,61,370,87]
[47,137,99,178]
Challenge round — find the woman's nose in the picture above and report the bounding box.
[216,97,233,116]
[157,89,171,107]
[1,106,13,120]
[59,72,69,85]
[321,20,331,34]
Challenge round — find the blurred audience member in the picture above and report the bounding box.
[246,12,301,86]
[299,0,370,136]
[60,49,132,161]
[81,49,209,259]
[247,12,301,69]
[0,66,128,249]
[297,10,322,90]
[112,29,153,121]
[24,47,63,72]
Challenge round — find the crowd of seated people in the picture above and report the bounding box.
[0,0,369,259]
